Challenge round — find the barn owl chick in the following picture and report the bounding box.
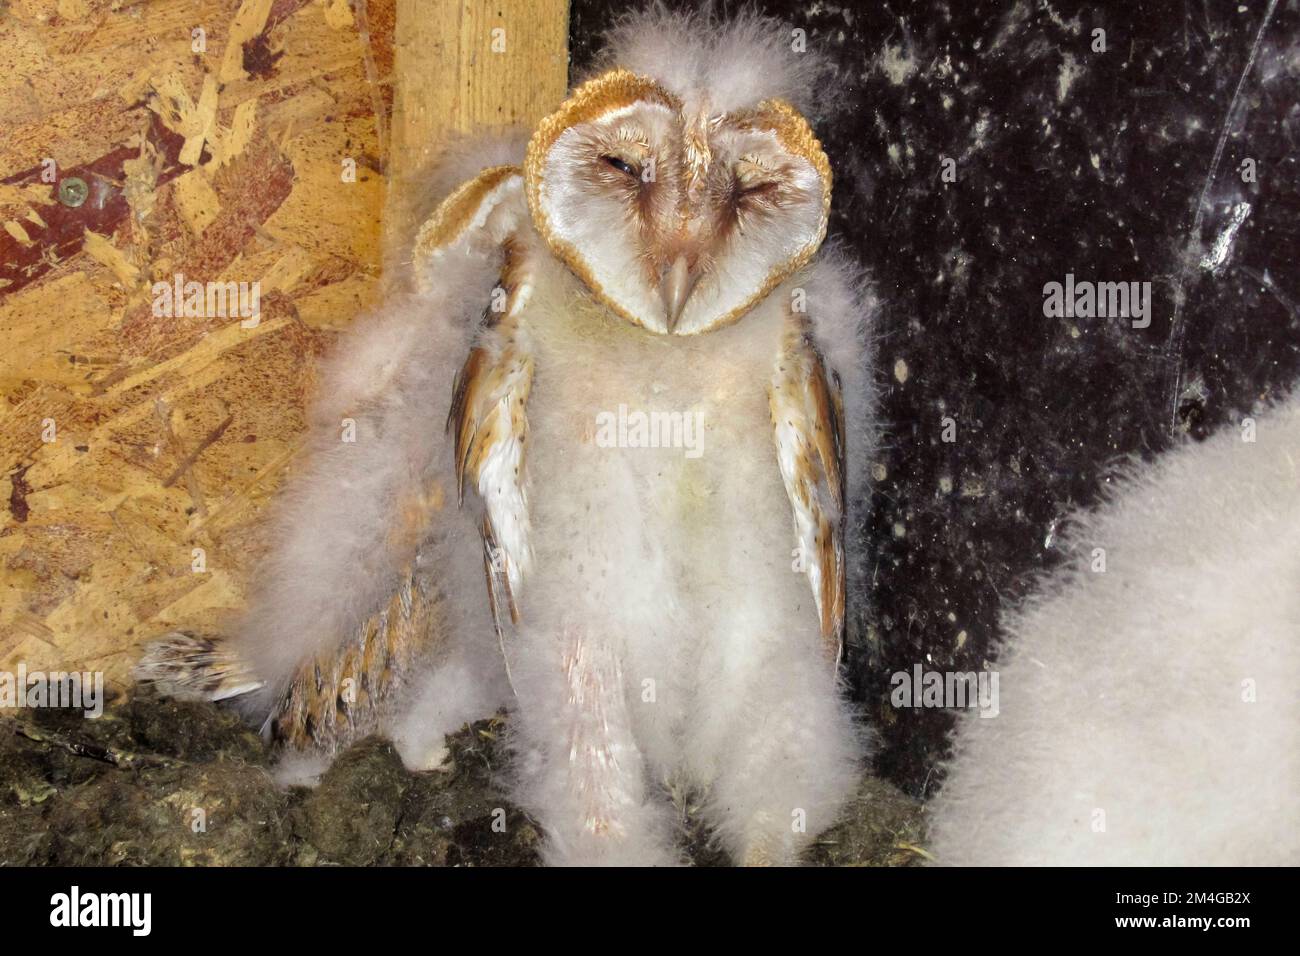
[137,9,877,866]
[927,395,1300,866]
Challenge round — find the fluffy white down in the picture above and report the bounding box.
[230,216,510,733]
[495,243,870,864]
[595,3,836,117]
[926,395,1300,866]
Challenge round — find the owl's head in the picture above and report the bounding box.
[525,10,833,335]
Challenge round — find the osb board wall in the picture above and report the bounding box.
[0,0,569,695]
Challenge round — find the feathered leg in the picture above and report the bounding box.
[507,621,682,866]
[676,295,864,865]
[686,610,861,865]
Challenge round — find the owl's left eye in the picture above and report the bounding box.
[737,179,780,199]
[601,154,639,178]
[733,159,781,201]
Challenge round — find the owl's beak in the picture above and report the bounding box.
[660,254,699,332]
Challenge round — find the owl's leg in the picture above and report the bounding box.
[386,629,512,771]
[686,627,862,866]
[508,621,683,866]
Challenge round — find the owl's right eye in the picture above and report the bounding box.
[601,154,639,178]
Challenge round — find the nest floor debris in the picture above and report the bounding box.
[1,692,927,867]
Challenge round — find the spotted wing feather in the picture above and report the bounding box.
[770,310,847,660]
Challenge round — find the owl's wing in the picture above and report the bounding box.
[267,564,440,750]
[771,311,847,662]
[447,231,536,649]
[273,165,535,751]
[412,165,525,288]
[128,160,536,756]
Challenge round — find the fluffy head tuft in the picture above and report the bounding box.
[593,3,833,118]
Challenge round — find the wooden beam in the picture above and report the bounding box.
[387,0,571,235]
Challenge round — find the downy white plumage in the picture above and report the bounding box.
[137,6,878,866]
[927,395,1300,865]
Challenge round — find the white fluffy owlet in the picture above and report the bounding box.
[136,9,877,866]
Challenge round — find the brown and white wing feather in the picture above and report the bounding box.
[268,565,440,751]
[448,236,536,643]
[771,310,847,661]
[270,168,534,749]
[134,632,264,702]
[268,172,534,750]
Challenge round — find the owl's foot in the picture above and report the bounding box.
[736,812,805,867]
[513,623,685,866]
[397,740,451,773]
[685,646,862,866]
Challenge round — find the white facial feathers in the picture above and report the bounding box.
[522,6,839,337]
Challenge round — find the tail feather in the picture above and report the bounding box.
[266,564,443,754]
[133,632,264,703]
[134,563,439,754]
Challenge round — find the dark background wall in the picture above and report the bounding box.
[569,0,1300,796]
